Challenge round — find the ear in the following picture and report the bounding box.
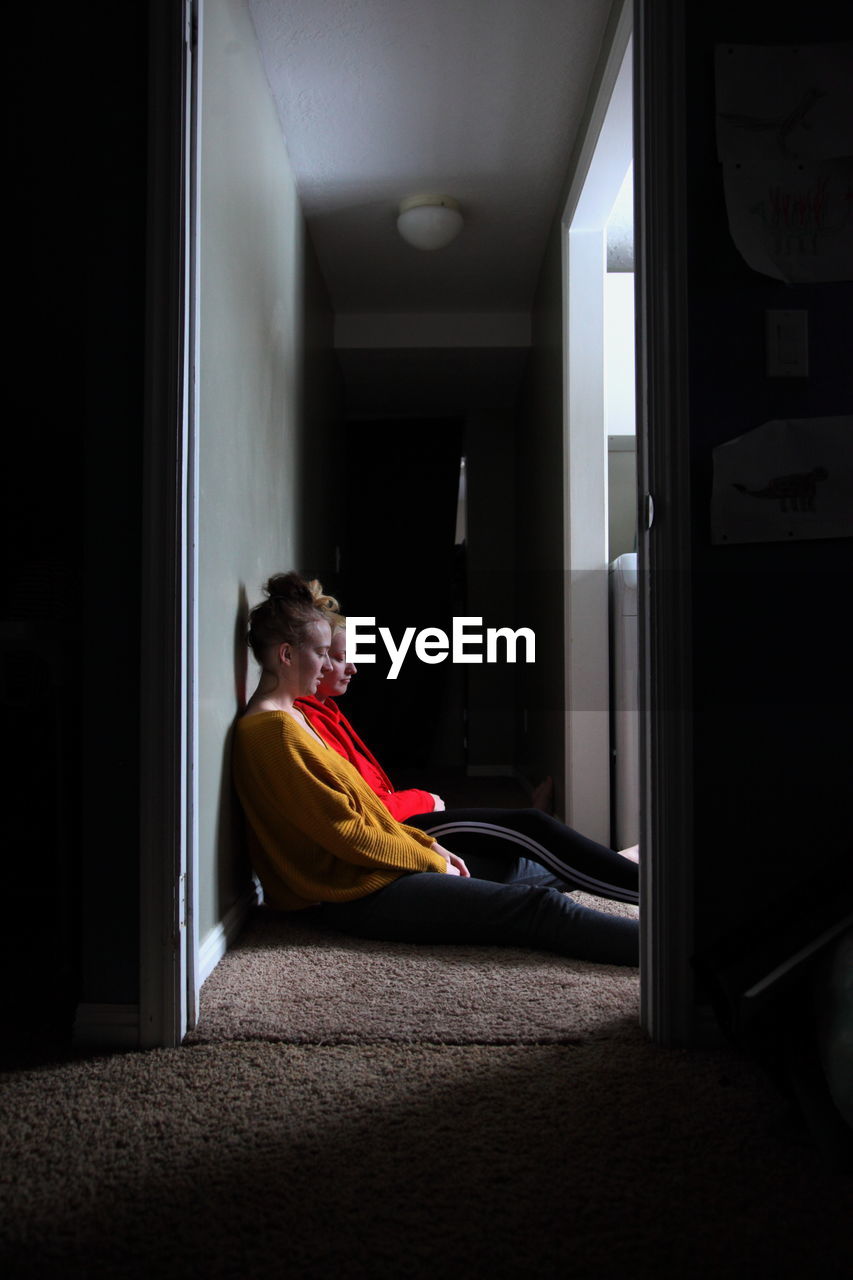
[278,641,293,666]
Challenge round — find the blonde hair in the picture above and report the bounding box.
[307,578,345,631]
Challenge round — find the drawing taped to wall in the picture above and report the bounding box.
[711,416,853,545]
[715,43,853,282]
[731,467,828,513]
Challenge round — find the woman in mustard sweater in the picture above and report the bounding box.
[233,572,638,965]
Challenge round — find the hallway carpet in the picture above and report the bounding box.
[2,890,852,1279]
[2,1036,852,1278]
[185,895,640,1046]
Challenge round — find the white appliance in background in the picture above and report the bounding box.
[609,552,639,848]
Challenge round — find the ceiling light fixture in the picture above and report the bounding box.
[397,194,463,251]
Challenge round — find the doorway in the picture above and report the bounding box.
[563,1,696,1044]
[561,20,634,849]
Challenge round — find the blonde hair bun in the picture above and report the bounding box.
[307,578,345,629]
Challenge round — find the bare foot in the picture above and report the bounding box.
[531,775,554,813]
[618,844,639,863]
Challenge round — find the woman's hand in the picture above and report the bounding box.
[430,841,470,877]
[429,793,446,811]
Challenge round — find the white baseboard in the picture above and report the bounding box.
[198,877,261,986]
[73,1003,140,1051]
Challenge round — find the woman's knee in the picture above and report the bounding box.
[518,808,562,838]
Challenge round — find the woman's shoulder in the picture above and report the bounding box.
[237,705,284,726]
[236,708,299,747]
[235,708,329,758]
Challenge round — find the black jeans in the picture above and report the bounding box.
[318,810,639,966]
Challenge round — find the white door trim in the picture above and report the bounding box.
[561,6,633,845]
[185,0,203,1034]
[138,0,200,1049]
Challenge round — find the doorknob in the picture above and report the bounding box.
[642,493,655,530]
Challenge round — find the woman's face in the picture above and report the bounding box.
[290,619,333,697]
[315,626,357,699]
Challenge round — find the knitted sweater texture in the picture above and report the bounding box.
[232,710,446,910]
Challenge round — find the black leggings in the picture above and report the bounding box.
[317,808,639,966]
[407,807,638,903]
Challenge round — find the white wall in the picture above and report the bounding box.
[607,437,637,561]
[197,0,314,943]
[604,272,635,437]
[604,272,636,561]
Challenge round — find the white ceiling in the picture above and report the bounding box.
[248,0,619,321]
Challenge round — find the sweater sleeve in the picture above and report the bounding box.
[382,788,437,822]
[236,715,447,878]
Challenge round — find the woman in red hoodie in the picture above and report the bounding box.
[297,589,639,908]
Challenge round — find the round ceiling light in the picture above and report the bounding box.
[397,194,464,251]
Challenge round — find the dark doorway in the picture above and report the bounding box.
[340,417,465,770]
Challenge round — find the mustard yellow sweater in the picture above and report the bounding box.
[232,710,447,910]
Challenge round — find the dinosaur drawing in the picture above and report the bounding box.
[733,466,828,512]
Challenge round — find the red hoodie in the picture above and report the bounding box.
[296,696,436,822]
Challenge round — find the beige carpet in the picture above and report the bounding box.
[186,893,640,1046]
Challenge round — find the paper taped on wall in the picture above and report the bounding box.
[711,416,853,545]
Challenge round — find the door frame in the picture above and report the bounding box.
[561,9,633,847]
[562,0,696,1044]
[633,0,695,1044]
[139,0,201,1048]
[140,0,697,1049]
